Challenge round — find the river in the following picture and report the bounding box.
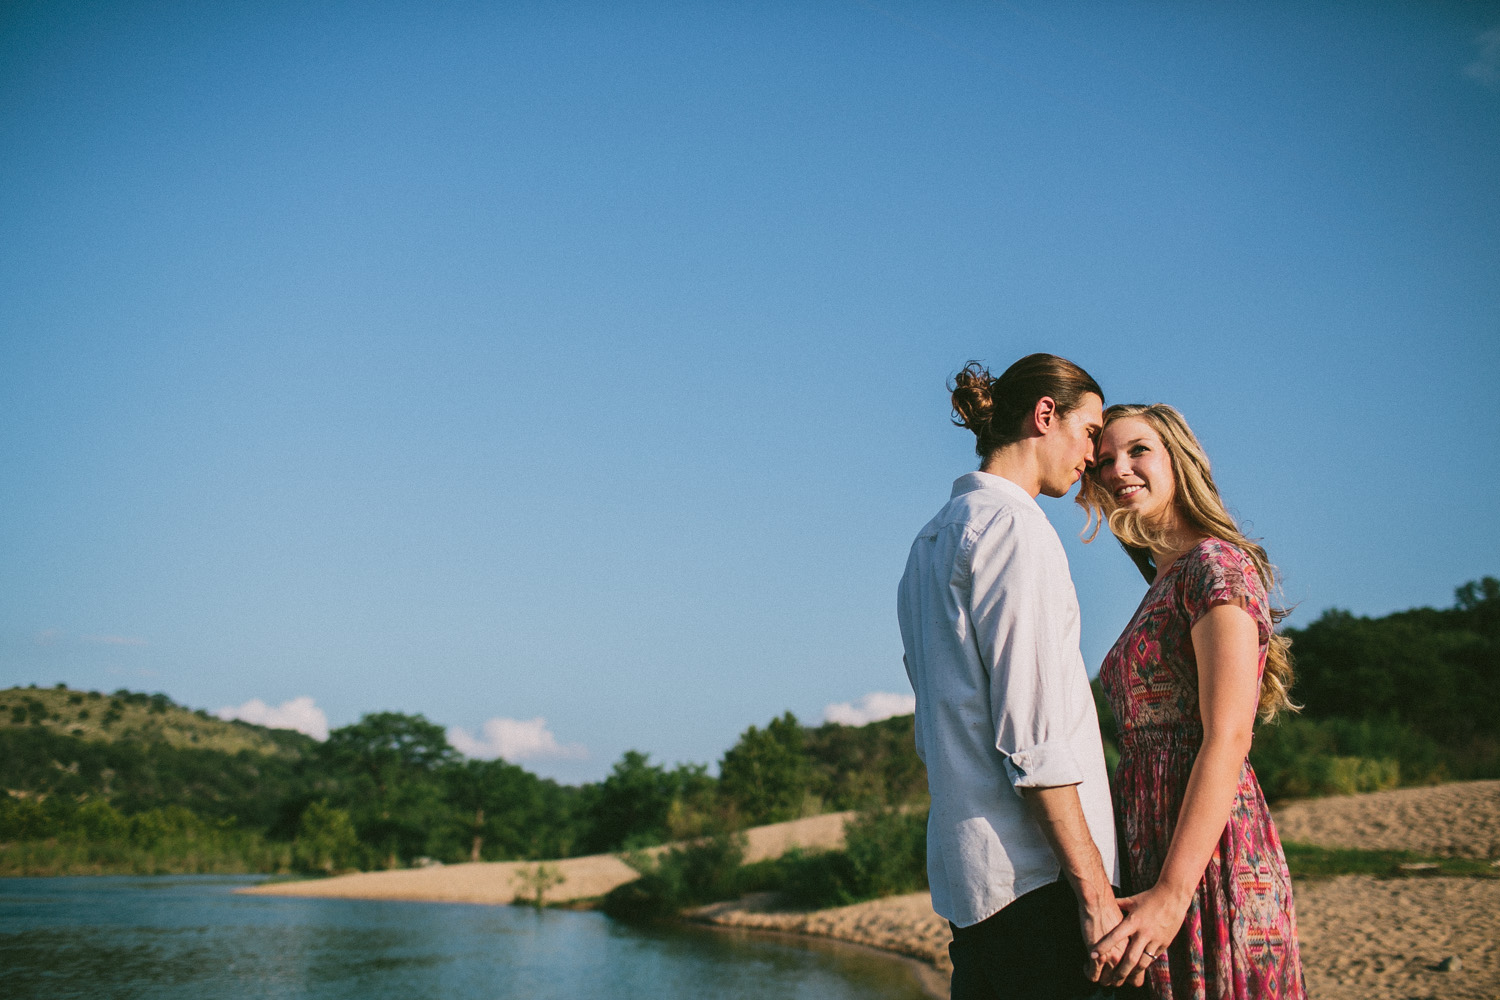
[1,875,932,999]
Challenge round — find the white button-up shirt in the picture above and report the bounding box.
[898,471,1117,927]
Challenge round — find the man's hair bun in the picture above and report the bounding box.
[950,361,996,434]
[948,353,1103,457]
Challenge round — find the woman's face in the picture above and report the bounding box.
[1094,416,1177,523]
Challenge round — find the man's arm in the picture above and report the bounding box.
[1021,784,1125,983]
[965,515,1125,981]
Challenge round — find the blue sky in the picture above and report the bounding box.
[3,1,1497,783]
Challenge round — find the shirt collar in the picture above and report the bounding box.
[950,471,1044,514]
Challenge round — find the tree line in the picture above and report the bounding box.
[0,699,925,875]
[3,576,1495,875]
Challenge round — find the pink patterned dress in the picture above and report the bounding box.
[1100,538,1306,1000]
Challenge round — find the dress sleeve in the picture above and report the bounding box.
[1180,540,1271,644]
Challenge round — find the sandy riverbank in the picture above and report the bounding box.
[246,782,1500,999]
[691,780,1500,999]
[240,810,855,905]
[689,890,951,997]
[1273,778,1500,859]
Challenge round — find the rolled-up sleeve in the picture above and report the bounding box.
[966,512,1084,791]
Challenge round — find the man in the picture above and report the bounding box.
[898,355,1130,999]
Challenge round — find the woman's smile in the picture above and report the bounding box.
[1095,415,1175,520]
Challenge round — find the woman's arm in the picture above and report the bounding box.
[1092,602,1261,986]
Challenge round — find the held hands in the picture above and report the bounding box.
[1077,892,1125,984]
[1089,883,1192,988]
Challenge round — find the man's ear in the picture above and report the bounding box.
[1032,396,1058,434]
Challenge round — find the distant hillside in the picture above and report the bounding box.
[0,685,315,758]
[1246,576,1500,798]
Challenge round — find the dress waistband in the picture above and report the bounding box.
[1117,723,1204,752]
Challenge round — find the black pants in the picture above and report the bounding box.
[949,878,1146,1000]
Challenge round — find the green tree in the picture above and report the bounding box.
[1285,581,1499,750]
[662,762,719,839]
[319,712,458,867]
[441,757,562,862]
[582,750,677,852]
[72,799,128,841]
[292,800,361,874]
[803,713,927,810]
[718,712,812,825]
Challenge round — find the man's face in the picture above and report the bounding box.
[1037,393,1104,498]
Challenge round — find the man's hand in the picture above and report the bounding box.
[1076,883,1126,982]
[1017,784,1124,983]
[1091,883,1191,987]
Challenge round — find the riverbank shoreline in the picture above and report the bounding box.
[237,781,1500,998]
[686,890,949,998]
[238,810,856,905]
[685,914,948,1000]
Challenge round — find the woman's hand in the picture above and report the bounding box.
[1089,882,1191,987]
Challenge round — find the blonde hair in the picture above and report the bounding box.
[1077,403,1298,723]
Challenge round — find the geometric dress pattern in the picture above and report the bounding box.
[1100,538,1308,1000]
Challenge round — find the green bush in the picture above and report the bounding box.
[843,806,928,898]
[603,831,748,921]
[1250,716,1444,800]
[0,792,290,875]
[776,807,928,909]
[292,800,362,874]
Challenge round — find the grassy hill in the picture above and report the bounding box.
[0,684,314,758]
[1,686,321,839]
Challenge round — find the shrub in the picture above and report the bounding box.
[776,807,928,909]
[0,795,51,840]
[844,806,928,895]
[1250,716,1445,800]
[512,862,566,909]
[292,800,362,874]
[72,800,128,841]
[603,831,747,921]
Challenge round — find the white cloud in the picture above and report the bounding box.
[1464,29,1500,87]
[217,696,330,741]
[447,717,588,763]
[823,691,916,727]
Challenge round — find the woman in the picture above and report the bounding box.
[1078,403,1306,999]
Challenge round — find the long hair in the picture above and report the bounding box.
[950,354,1103,457]
[1077,403,1298,722]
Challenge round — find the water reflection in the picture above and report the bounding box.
[0,876,930,1000]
